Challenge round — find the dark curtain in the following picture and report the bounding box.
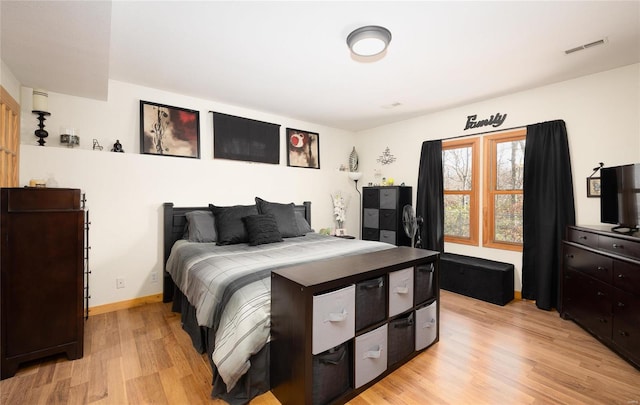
[416,140,444,252]
[522,120,576,310]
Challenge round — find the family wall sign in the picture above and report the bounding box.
[464,112,507,130]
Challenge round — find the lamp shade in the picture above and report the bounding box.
[348,171,363,181]
[347,26,392,57]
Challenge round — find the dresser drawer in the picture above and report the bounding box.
[388,268,414,317]
[564,243,612,284]
[612,288,640,360]
[355,276,386,331]
[379,188,397,209]
[567,227,599,248]
[414,262,436,305]
[614,259,640,295]
[354,324,388,388]
[599,235,640,261]
[363,209,379,229]
[415,301,438,350]
[312,285,355,355]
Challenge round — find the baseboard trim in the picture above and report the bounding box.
[88,294,163,316]
[514,290,522,300]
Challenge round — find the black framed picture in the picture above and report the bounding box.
[212,112,280,164]
[587,177,601,198]
[286,128,319,169]
[140,100,200,158]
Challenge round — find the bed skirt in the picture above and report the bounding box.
[171,286,270,404]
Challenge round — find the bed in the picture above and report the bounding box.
[162,200,395,404]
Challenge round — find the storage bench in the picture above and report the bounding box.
[440,253,514,306]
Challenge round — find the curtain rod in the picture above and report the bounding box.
[440,124,527,141]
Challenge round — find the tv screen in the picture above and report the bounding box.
[600,163,640,230]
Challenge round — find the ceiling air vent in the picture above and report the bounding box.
[565,38,608,55]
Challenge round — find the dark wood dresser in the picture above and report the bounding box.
[561,225,639,369]
[1,187,85,379]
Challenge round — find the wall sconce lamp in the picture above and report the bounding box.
[32,89,51,146]
[347,25,392,57]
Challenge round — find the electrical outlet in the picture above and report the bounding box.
[151,272,158,283]
[116,277,125,289]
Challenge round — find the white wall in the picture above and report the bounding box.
[355,63,640,291]
[19,80,360,307]
[1,59,21,101]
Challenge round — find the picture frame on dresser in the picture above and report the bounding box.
[140,100,200,159]
[286,128,320,169]
[587,177,601,198]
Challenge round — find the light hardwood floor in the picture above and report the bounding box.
[1,290,638,405]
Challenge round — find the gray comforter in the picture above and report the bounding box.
[166,233,394,391]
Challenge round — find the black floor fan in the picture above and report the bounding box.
[402,204,423,248]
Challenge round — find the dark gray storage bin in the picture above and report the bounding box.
[415,262,436,305]
[387,312,415,366]
[312,343,351,405]
[355,276,386,331]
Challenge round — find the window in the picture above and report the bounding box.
[442,129,526,251]
[483,129,526,251]
[442,138,479,246]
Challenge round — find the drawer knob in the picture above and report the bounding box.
[618,330,630,337]
[596,266,607,272]
[597,291,605,296]
[618,302,625,308]
[565,254,574,259]
[598,317,608,323]
[579,236,587,240]
[618,274,625,279]
[612,243,623,249]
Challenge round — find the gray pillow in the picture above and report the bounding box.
[255,197,302,237]
[209,204,258,245]
[295,211,313,234]
[185,210,217,242]
[243,214,283,246]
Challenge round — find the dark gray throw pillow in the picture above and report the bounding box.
[243,214,283,246]
[185,210,217,243]
[295,211,314,234]
[255,197,302,237]
[209,204,258,245]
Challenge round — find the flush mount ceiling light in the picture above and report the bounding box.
[347,25,392,57]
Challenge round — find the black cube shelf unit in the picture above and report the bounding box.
[362,186,412,246]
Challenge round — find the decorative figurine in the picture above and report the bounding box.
[92,139,104,151]
[111,140,124,153]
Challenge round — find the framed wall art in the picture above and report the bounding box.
[286,128,320,169]
[140,100,200,158]
[587,177,601,198]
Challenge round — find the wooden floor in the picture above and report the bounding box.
[1,290,639,405]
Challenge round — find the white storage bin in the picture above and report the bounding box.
[388,267,414,317]
[415,301,438,350]
[312,285,356,355]
[355,324,388,388]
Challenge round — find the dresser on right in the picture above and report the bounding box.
[561,225,639,369]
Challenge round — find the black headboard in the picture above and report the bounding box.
[161,201,312,302]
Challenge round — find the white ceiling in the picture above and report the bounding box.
[2,1,639,132]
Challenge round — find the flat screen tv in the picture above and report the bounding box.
[600,163,640,232]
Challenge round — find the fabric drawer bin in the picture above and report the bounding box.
[362,228,379,241]
[355,276,386,331]
[387,312,415,366]
[380,230,396,244]
[389,267,414,316]
[414,263,435,305]
[379,209,397,230]
[363,209,379,229]
[313,285,355,355]
[415,301,437,350]
[379,188,397,209]
[355,324,388,388]
[312,343,351,405]
[363,188,379,208]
